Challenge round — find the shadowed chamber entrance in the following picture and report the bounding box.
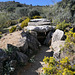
[37,31,49,44]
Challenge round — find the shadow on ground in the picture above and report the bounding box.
[12,46,53,75]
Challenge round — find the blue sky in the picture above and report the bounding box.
[0,0,62,6]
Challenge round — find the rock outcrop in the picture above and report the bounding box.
[44,31,53,46]
[0,31,22,49]
[52,41,65,61]
[0,18,75,74]
[0,18,56,74]
[26,18,55,44]
[0,30,41,74]
[0,49,8,62]
[26,25,55,33]
[17,37,28,53]
[21,31,41,51]
[28,22,51,26]
[29,31,37,38]
[16,51,28,63]
[0,49,8,75]
[51,29,66,61]
[51,29,65,44]
[0,31,41,51]
[30,18,50,22]
[28,18,51,26]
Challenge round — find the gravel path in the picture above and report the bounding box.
[14,46,53,75]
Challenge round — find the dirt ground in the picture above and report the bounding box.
[13,46,53,75]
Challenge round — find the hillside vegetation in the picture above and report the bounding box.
[0,0,75,32]
[0,0,75,75]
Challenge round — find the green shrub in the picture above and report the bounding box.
[18,19,23,23]
[0,13,10,28]
[42,56,75,75]
[18,17,27,23]
[9,26,16,33]
[71,5,75,10]
[7,7,15,12]
[28,10,40,18]
[20,18,30,28]
[5,20,18,27]
[15,7,29,17]
[56,20,71,31]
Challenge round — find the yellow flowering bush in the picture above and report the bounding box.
[20,18,30,28]
[65,28,75,48]
[0,32,2,34]
[42,56,75,75]
[60,57,69,65]
[62,68,74,75]
[9,26,16,33]
[59,28,75,60]
[56,20,71,31]
[32,16,42,19]
[42,27,75,75]
[0,32,2,38]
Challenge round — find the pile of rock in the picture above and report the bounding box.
[0,49,8,75]
[26,18,55,44]
[0,18,56,74]
[0,30,41,74]
[50,29,66,61]
[27,18,55,32]
[28,18,51,26]
[50,29,75,66]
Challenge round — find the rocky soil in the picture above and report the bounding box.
[0,18,75,75]
[12,46,53,75]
